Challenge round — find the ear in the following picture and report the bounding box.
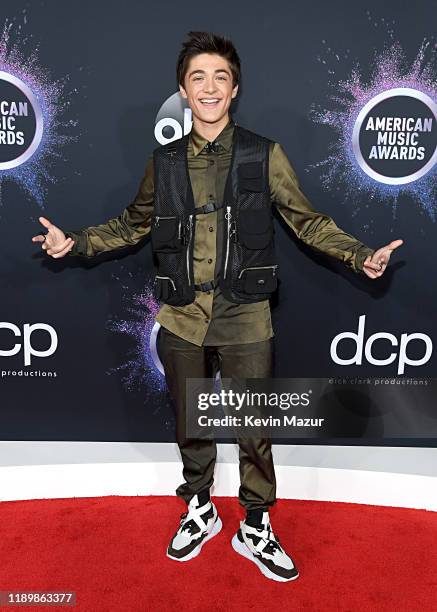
[179,83,187,99]
[231,83,239,99]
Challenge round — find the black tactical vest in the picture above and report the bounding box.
[151,124,278,306]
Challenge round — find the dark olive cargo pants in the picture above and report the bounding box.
[157,325,277,511]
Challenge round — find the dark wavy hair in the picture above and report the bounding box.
[176,31,241,88]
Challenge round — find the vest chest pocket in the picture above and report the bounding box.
[151,215,183,252]
[238,161,264,192]
[237,207,274,250]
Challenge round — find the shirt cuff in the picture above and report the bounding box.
[64,230,88,257]
[354,246,376,274]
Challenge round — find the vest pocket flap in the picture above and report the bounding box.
[238,208,273,249]
[239,266,278,294]
[238,161,264,192]
[151,216,182,252]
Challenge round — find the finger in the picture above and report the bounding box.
[47,238,73,255]
[364,266,378,279]
[42,238,54,250]
[42,236,56,250]
[39,216,54,230]
[367,261,388,277]
[46,237,72,253]
[364,259,382,272]
[368,264,386,279]
[368,249,391,269]
[51,241,74,259]
[388,239,403,251]
[32,235,46,243]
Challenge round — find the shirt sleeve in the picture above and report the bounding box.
[65,154,154,257]
[269,142,375,274]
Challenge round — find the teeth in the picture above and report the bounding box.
[200,99,219,103]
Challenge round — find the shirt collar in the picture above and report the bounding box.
[189,115,235,156]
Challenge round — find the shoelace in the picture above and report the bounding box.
[179,511,200,536]
[262,538,282,555]
[255,525,283,555]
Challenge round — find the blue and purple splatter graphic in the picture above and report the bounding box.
[0,13,77,205]
[106,269,166,393]
[308,12,437,222]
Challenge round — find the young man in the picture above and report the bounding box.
[32,31,402,582]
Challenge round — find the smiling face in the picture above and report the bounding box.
[179,52,239,127]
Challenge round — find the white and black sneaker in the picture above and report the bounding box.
[231,511,299,582]
[167,494,222,561]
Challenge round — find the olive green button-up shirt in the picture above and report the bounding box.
[65,116,375,347]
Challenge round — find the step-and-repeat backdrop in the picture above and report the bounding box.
[0,0,435,444]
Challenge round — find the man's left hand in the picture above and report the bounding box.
[362,239,404,279]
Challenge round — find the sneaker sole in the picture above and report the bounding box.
[167,515,223,562]
[231,533,299,582]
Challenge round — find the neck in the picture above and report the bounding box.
[191,113,231,142]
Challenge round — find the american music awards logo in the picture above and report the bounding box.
[0,18,77,204]
[309,32,437,219]
[0,71,43,168]
[352,88,436,186]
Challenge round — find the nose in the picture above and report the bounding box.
[203,76,217,94]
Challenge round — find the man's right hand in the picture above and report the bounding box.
[32,216,75,258]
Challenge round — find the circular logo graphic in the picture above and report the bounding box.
[154,92,192,145]
[149,322,165,376]
[352,88,437,185]
[149,321,221,381]
[0,71,43,170]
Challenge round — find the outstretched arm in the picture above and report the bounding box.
[65,154,155,258]
[269,142,390,276]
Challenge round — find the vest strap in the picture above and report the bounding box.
[194,280,215,292]
[193,201,224,215]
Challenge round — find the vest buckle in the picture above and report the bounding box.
[194,280,215,292]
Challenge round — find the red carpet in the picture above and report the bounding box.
[0,495,436,611]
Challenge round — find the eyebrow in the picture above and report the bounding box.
[188,68,231,78]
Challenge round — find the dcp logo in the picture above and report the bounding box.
[0,322,58,365]
[330,315,433,375]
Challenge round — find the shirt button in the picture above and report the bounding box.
[208,258,213,264]
[205,318,210,324]
[208,226,214,232]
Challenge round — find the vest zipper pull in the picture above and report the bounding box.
[230,219,237,242]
